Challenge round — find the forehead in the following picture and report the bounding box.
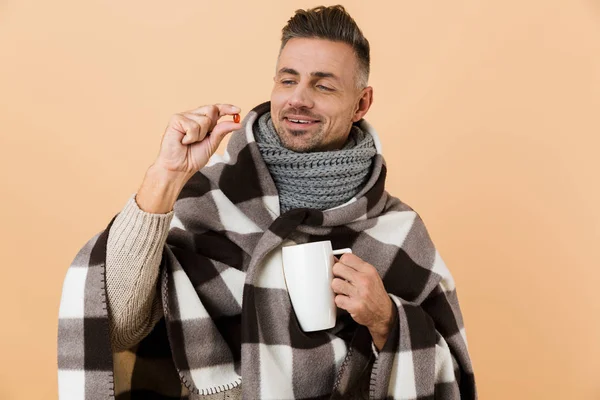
[277,38,357,82]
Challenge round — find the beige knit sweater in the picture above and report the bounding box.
[106,193,170,352]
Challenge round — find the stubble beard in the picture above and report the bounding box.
[273,120,324,153]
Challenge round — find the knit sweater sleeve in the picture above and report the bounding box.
[106,193,174,352]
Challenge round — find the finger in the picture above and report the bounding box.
[173,115,202,145]
[188,104,240,116]
[338,253,369,272]
[331,277,356,297]
[334,294,353,311]
[181,113,212,142]
[207,121,242,149]
[189,104,241,130]
[214,103,242,118]
[332,261,358,282]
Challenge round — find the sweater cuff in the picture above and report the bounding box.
[107,193,174,267]
[129,193,175,217]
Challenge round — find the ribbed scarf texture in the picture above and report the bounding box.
[254,112,377,213]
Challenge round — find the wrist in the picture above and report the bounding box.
[369,320,391,343]
[136,164,193,214]
[149,162,196,183]
[369,322,391,338]
[368,298,395,350]
[369,329,389,352]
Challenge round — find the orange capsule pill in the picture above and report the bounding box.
[233,113,240,123]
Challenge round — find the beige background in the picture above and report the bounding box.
[1,0,599,399]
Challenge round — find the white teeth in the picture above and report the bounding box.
[289,119,313,124]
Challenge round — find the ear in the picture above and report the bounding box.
[352,87,373,122]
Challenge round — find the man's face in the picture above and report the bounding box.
[270,38,373,152]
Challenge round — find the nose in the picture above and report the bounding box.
[287,84,314,109]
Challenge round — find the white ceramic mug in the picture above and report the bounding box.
[281,241,352,332]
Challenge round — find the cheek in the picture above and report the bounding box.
[270,89,287,108]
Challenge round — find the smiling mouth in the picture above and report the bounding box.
[284,117,320,128]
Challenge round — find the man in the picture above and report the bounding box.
[58,5,476,399]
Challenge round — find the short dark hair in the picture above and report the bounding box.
[279,5,370,89]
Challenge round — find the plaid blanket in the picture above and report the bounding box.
[58,101,476,399]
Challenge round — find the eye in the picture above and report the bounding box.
[281,80,295,85]
[317,85,333,91]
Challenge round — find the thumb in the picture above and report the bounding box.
[209,121,242,148]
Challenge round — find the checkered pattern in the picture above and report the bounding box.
[58,101,476,399]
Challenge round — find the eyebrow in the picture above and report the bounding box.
[277,67,340,81]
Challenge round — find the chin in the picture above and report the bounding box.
[282,135,319,152]
[281,139,312,153]
[273,128,312,152]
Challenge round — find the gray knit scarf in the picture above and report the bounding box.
[254,111,377,213]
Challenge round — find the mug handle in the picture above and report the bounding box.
[332,248,352,256]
